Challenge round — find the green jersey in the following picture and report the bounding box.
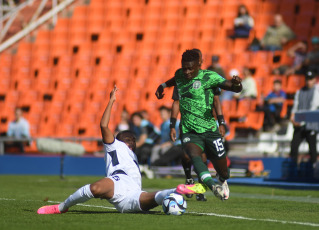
[174,68,226,133]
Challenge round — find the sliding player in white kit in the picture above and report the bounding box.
[37,86,206,214]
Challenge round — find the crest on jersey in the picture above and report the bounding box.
[193,81,201,89]
[183,137,190,143]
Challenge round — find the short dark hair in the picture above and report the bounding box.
[273,79,282,84]
[182,49,200,63]
[158,105,171,112]
[237,4,249,17]
[116,130,136,152]
[131,112,143,120]
[192,48,202,57]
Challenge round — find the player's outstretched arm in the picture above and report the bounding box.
[155,77,176,99]
[219,76,243,93]
[100,86,118,144]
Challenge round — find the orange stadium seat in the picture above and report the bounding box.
[279,0,296,15]
[17,91,39,107]
[233,99,257,118]
[286,75,305,94]
[72,5,88,20]
[90,0,105,8]
[298,0,316,16]
[233,111,265,131]
[260,1,278,14]
[2,0,317,144]
[222,99,237,118]
[87,16,105,34]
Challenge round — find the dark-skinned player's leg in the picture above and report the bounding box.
[183,143,216,191]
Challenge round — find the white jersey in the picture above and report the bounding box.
[103,139,141,188]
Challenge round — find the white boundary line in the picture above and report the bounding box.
[1,198,319,227]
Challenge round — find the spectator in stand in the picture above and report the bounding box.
[303,36,319,75]
[232,4,254,39]
[150,106,183,166]
[220,69,238,102]
[261,14,295,51]
[140,109,150,121]
[290,70,319,166]
[262,80,286,131]
[115,108,132,134]
[131,112,160,168]
[206,55,226,78]
[272,41,308,76]
[6,107,30,153]
[234,67,257,99]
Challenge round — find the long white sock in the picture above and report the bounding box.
[58,184,94,212]
[154,188,176,205]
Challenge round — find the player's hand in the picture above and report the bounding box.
[290,117,300,127]
[110,85,118,102]
[231,75,242,85]
[155,85,165,99]
[170,128,176,142]
[219,125,226,137]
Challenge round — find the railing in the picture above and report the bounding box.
[0,0,75,52]
[0,136,102,155]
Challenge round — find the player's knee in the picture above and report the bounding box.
[90,183,102,197]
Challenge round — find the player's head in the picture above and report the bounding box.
[274,14,283,27]
[181,49,200,80]
[116,130,137,152]
[305,70,317,88]
[238,4,249,16]
[131,112,143,127]
[15,107,23,120]
[273,79,282,92]
[158,105,171,121]
[191,48,203,67]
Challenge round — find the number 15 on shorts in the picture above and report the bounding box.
[213,138,225,157]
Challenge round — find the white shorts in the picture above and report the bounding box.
[108,174,144,213]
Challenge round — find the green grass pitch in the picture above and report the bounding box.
[1,175,319,230]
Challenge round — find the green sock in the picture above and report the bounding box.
[192,156,215,189]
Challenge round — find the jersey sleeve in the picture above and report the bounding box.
[173,68,183,82]
[205,70,226,88]
[103,139,123,152]
[172,86,179,100]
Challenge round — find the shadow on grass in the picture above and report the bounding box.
[27,209,162,215]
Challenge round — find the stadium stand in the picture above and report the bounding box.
[0,0,319,154]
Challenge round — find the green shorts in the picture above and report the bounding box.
[181,130,226,160]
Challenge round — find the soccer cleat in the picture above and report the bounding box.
[185,178,195,198]
[196,193,207,201]
[37,204,68,214]
[212,185,226,200]
[176,183,207,195]
[216,174,230,200]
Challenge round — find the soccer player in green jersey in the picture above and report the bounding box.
[155,50,242,200]
[171,49,226,202]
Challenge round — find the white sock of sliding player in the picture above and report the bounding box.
[59,184,94,212]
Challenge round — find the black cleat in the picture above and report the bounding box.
[196,194,207,201]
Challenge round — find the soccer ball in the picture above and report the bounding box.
[162,193,187,215]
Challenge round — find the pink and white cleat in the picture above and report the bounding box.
[176,183,207,195]
[37,204,68,214]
